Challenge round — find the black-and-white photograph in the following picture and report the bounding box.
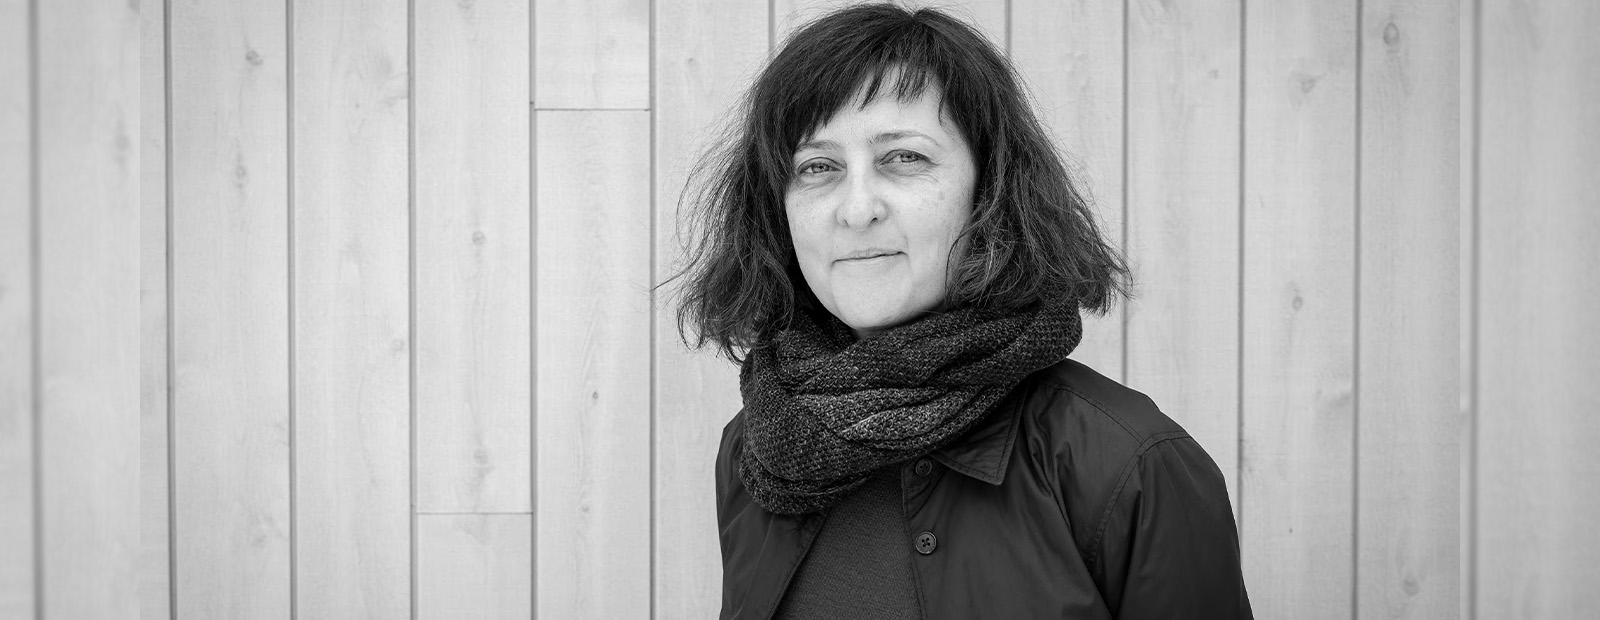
[1,0,1595,619]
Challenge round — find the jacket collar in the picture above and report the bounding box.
[929,389,1026,485]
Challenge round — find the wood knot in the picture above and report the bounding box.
[1383,23,1401,47]
[1298,74,1318,94]
[245,49,263,66]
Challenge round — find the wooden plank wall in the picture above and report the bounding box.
[292,0,412,617]
[1472,0,1600,616]
[3,2,143,620]
[0,0,36,613]
[413,1,534,618]
[1360,0,1458,617]
[1242,0,1360,613]
[0,0,1545,619]
[140,1,172,619]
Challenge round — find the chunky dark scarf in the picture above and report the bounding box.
[737,294,1084,515]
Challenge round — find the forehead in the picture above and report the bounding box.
[800,88,956,145]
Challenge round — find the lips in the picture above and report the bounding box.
[838,249,903,262]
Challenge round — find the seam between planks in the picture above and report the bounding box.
[28,0,43,616]
[1350,0,1364,617]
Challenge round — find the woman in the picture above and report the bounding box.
[669,4,1252,619]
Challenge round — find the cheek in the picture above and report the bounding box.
[784,201,836,297]
[939,169,977,253]
[914,190,972,266]
[784,203,823,260]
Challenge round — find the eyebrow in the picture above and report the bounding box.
[794,130,942,153]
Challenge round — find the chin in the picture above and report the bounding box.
[817,278,943,337]
[831,300,918,336]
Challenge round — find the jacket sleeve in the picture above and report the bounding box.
[1094,435,1253,620]
[714,411,747,620]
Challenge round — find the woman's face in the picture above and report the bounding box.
[784,88,977,339]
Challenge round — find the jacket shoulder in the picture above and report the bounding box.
[1021,357,1189,449]
[1009,358,1198,575]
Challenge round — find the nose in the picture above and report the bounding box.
[836,171,886,230]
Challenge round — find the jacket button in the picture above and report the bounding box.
[914,531,938,555]
[914,458,933,477]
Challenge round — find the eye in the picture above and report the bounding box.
[885,150,927,165]
[796,159,838,176]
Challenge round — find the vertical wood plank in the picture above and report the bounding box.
[533,0,649,109]
[1240,0,1357,617]
[291,0,411,617]
[414,0,532,514]
[140,0,173,617]
[652,0,768,617]
[0,0,33,614]
[417,514,533,620]
[1476,0,1600,616]
[1356,0,1460,617]
[36,1,142,617]
[1122,0,1243,504]
[1459,0,1475,617]
[775,0,1005,49]
[534,109,652,620]
[1012,0,1128,384]
[169,0,292,616]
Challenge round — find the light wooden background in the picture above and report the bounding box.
[2,0,1595,619]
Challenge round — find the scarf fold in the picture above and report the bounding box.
[738,294,1084,515]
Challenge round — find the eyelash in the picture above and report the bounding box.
[795,151,928,176]
[799,161,836,175]
[887,151,926,165]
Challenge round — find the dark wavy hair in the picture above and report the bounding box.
[663,3,1130,362]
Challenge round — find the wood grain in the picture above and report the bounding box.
[535,109,653,620]
[414,0,532,514]
[0,0,33,614]
[1476,0,1600,616]
[1123,0,1242,507]
[169,0,292,617]
[1356,0,1460,617]
[290,0,411,617]
[417,514,533,620]
[140,0,172,618]
[1011,0,1128,384]
[652,1,769,618]
[35,1,142,616]
[534,0,649,109]
[1240,0,1357,617]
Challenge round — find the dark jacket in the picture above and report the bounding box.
[716,358,1253,620]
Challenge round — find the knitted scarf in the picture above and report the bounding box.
[737,293,1084,515]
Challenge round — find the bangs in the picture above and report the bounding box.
[785,61,942,145]
[762,16,957,158]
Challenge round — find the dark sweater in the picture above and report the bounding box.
[773,468,922,620]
